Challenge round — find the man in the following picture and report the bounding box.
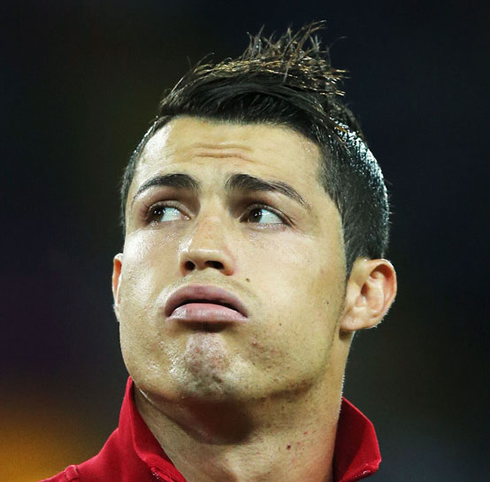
[44,23,397,482]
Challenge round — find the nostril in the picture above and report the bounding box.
[184,260,196,271]
[181,258,228,273]
[206,260,225,270]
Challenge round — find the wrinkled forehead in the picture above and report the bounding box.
[133,117,325,187]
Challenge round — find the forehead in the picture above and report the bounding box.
[132,117,324,192]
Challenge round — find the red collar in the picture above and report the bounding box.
[121,378,380,482]
[333,397,381,481]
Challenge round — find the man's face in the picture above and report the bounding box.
[114,117,349,404]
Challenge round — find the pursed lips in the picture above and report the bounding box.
[164,285,249,323]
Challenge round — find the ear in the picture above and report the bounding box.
[340,258,397,333]
[112,253,124,321]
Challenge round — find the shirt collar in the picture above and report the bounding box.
[120,378,380,482]
[333,398,381,481]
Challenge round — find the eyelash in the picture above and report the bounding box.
[240,203,290,226]
[142,201,291,227]
[144,201,187,225]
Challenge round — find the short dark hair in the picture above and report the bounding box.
[121,22,390,273]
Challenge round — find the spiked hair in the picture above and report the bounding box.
[121,22,390,273]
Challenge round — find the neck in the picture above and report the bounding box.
[135,378,342,482]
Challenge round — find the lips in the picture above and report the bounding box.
[165,285,249,323]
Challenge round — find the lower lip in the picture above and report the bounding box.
[169,303,247,323]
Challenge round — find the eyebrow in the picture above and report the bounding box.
[131,173,200,207]
[131,172,311,211]
[225,173,311,211]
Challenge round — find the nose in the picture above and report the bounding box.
[179,215,236,276]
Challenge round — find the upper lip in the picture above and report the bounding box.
[164,285,249,318]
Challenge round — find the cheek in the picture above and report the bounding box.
[242,233,345,354]
[120,234,178,305]
[123,231,178,270]
[117,236,177,365]
[244,231,345,311]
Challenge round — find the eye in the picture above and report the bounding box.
[244,207,284,225]
[148,204,187,224]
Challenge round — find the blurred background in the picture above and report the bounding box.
[1,1,488,480]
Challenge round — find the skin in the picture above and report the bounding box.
[112,116,397,482]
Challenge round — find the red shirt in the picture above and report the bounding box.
[42,378,381,482]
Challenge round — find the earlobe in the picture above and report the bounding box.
[340,258,397,333]
[112,253,124,320]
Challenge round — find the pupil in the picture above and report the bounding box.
[251,209,262,222]
[154,207,164,217]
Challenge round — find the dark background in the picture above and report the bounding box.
[2,1,488,480]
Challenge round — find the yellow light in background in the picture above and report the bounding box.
[1,396,105,482]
